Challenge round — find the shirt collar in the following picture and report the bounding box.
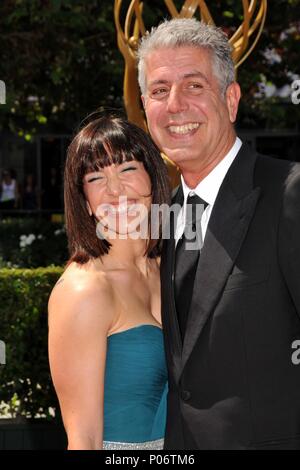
[181,137,242,207]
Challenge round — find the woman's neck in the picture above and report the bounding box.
[101,236,152,275]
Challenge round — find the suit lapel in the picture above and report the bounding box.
[161,185,184,381]
[180,144,261,374]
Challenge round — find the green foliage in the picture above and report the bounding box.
[0,217,68,268]
[0,0,124,135]
[0,266,63,419]
[0,0,300,133]
[235,0,300,129]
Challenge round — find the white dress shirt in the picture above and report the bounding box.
[175,137,243,245]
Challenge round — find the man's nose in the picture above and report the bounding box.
[167,87,188,114]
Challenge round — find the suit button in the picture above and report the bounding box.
[181,390,191,401]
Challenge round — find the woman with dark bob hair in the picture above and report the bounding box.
[48,115,171,450]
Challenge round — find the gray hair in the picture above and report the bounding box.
[137,18,235,96]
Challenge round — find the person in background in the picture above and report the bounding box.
[22,173,38,210]
[0,169,19,210]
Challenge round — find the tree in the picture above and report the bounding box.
[0,0,299,137]
[0,0,124,138]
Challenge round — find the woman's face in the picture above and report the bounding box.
[82,159,152,238]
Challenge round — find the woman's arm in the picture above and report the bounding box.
[48,273,114,450]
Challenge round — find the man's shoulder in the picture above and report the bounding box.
[254,152,300,185]
[256,152,300,169]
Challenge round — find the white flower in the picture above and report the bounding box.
[19,233,36,248]
[48,407,56,418]
[263,48,282,65]
[27,234,36,244]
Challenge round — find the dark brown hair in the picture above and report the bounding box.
[64,114,171,264]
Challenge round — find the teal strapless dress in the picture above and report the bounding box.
[103,325,168,450]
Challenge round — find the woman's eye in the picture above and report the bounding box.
[87,176,103,183]
[121,166,137,172]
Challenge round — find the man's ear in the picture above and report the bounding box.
[141,95,146,110]
[226,82,241,123]
[86,201,92,216]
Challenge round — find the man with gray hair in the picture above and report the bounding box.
[138,18,300,449]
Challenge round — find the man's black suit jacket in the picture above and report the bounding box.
[161,143,300,449]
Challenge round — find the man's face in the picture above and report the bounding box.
[142,46,240,174]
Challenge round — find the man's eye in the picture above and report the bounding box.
[187,83,203,90]
[151,88,168,97]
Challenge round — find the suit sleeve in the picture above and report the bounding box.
[278,164,300,317]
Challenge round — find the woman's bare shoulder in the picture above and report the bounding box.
[48,260,115,330]
[51,260,112,293]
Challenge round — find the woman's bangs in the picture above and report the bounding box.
[78,143,136,184]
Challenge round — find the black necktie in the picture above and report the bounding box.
[174,194,208,340]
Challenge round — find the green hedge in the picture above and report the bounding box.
[0,266,63,419]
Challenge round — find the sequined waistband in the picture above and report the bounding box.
[103,438,164,450]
